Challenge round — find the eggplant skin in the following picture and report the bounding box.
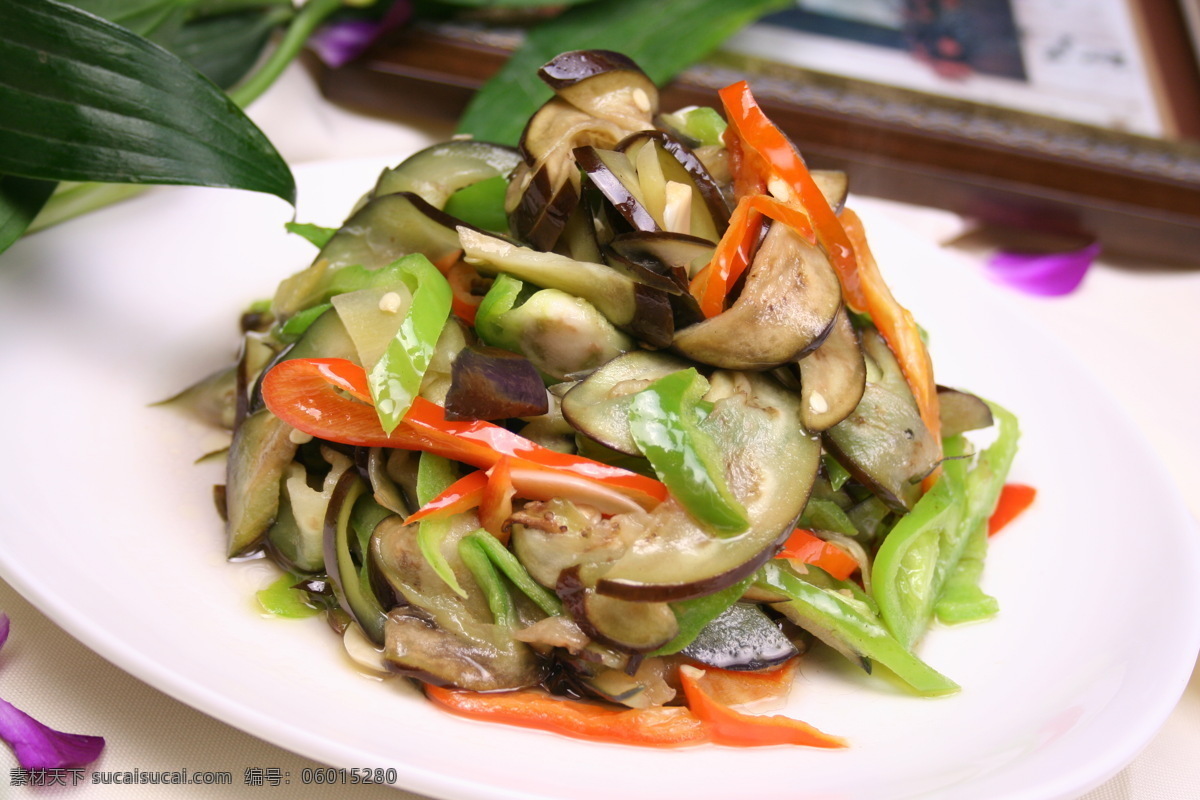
[443,346,548,421]
[823,329,939,511]
[671,223,841,370]
[538,50,645,91]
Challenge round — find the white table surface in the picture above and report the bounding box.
[1,62,1197,799]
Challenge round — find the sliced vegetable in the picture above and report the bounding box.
[260,359,668,509]
[934,522,999,624]
[416,453,470,598]
[775,528,858,581]
[688,193,817,319]
[678,665,845,748]
[988,483,1037,535]
[679,602,798,671]
[466,529,563,617]
[628,368,748,534]
[444,345,548,421]
[757,561,959,696]
[425,685,709,747]
[323,470,389,645]
[257,571,322,619]
[717,80,941,482]
[674,219,840,370]
[870,449,966,650]
[458,534,517,628]
[368,255,453,434]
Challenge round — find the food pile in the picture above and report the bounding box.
[179,50,1020,748]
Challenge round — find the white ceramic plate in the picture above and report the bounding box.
[1,159,1197,800]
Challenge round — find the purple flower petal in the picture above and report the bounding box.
[0,699,105,770]
[0,615,105,769]
[985,241,1099,296]
[308,1,414,68]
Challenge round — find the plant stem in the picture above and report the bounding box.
[229,0,343,107]
[26,183,149,235]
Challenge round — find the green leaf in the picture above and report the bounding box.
[161,7,288,90]
[0,175,57,252]
[69,0,187,40]
[0,0,295,204]
[455,0,790,145]
[434,0,592,6]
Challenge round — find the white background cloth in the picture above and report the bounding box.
[1,62,1196,799]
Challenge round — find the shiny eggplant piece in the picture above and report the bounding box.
[811,170,849,214]
[672,221,841,370]
[475,274,633,382]
[459,227,674,348]
[795,307,867,432]
[372,140,521,209]
[444,345,549,421]
[558,567,678,653]
[824,328,940,511]
[560,350,692,455]
[680,603,798,671]
[510,372,819,604]
[372,513,543,691]
[538,50,658,131]
[607,232,712,328]
[156,363,239,430]
[224,409,299,557]
[507,87,647,250]
[507,161,578,252]
[618,131,729,241]
[574,146,659,233]
[608,231,715,286]
[938,386,995,437]
[594,372,820,601]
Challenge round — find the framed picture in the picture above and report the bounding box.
[318,2,1200,263]
[726,0,1172,137]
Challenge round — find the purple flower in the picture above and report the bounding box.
[308,0,414,68]
[0,613,105,770]
[985,241,1100,297]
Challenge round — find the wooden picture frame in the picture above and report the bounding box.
[317,12,1200,263]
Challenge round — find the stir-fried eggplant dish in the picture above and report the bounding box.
[178,50,1023,748]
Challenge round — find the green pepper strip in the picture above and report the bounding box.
[443,175,510,234]
[369,255,452,434]
[799,497,858,537]
[871,439,968,651]
[473,273,526,352]
[872,400,1020,649]
[756,561,959,697]
[256,571,322,619]
[328,475,388,645]
[457,535,516,629]
[934,521,999,624]
[628,369,749,535]
[466,529,562,617]
[415,453,468,598]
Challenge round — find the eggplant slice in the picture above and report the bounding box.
[560,350,693,455]
[373,514,544,691]
[510,371,820,604]
[672,221,842,370]
[372,140,521,210]
[795,306,867,432]
[824,328,940,511]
